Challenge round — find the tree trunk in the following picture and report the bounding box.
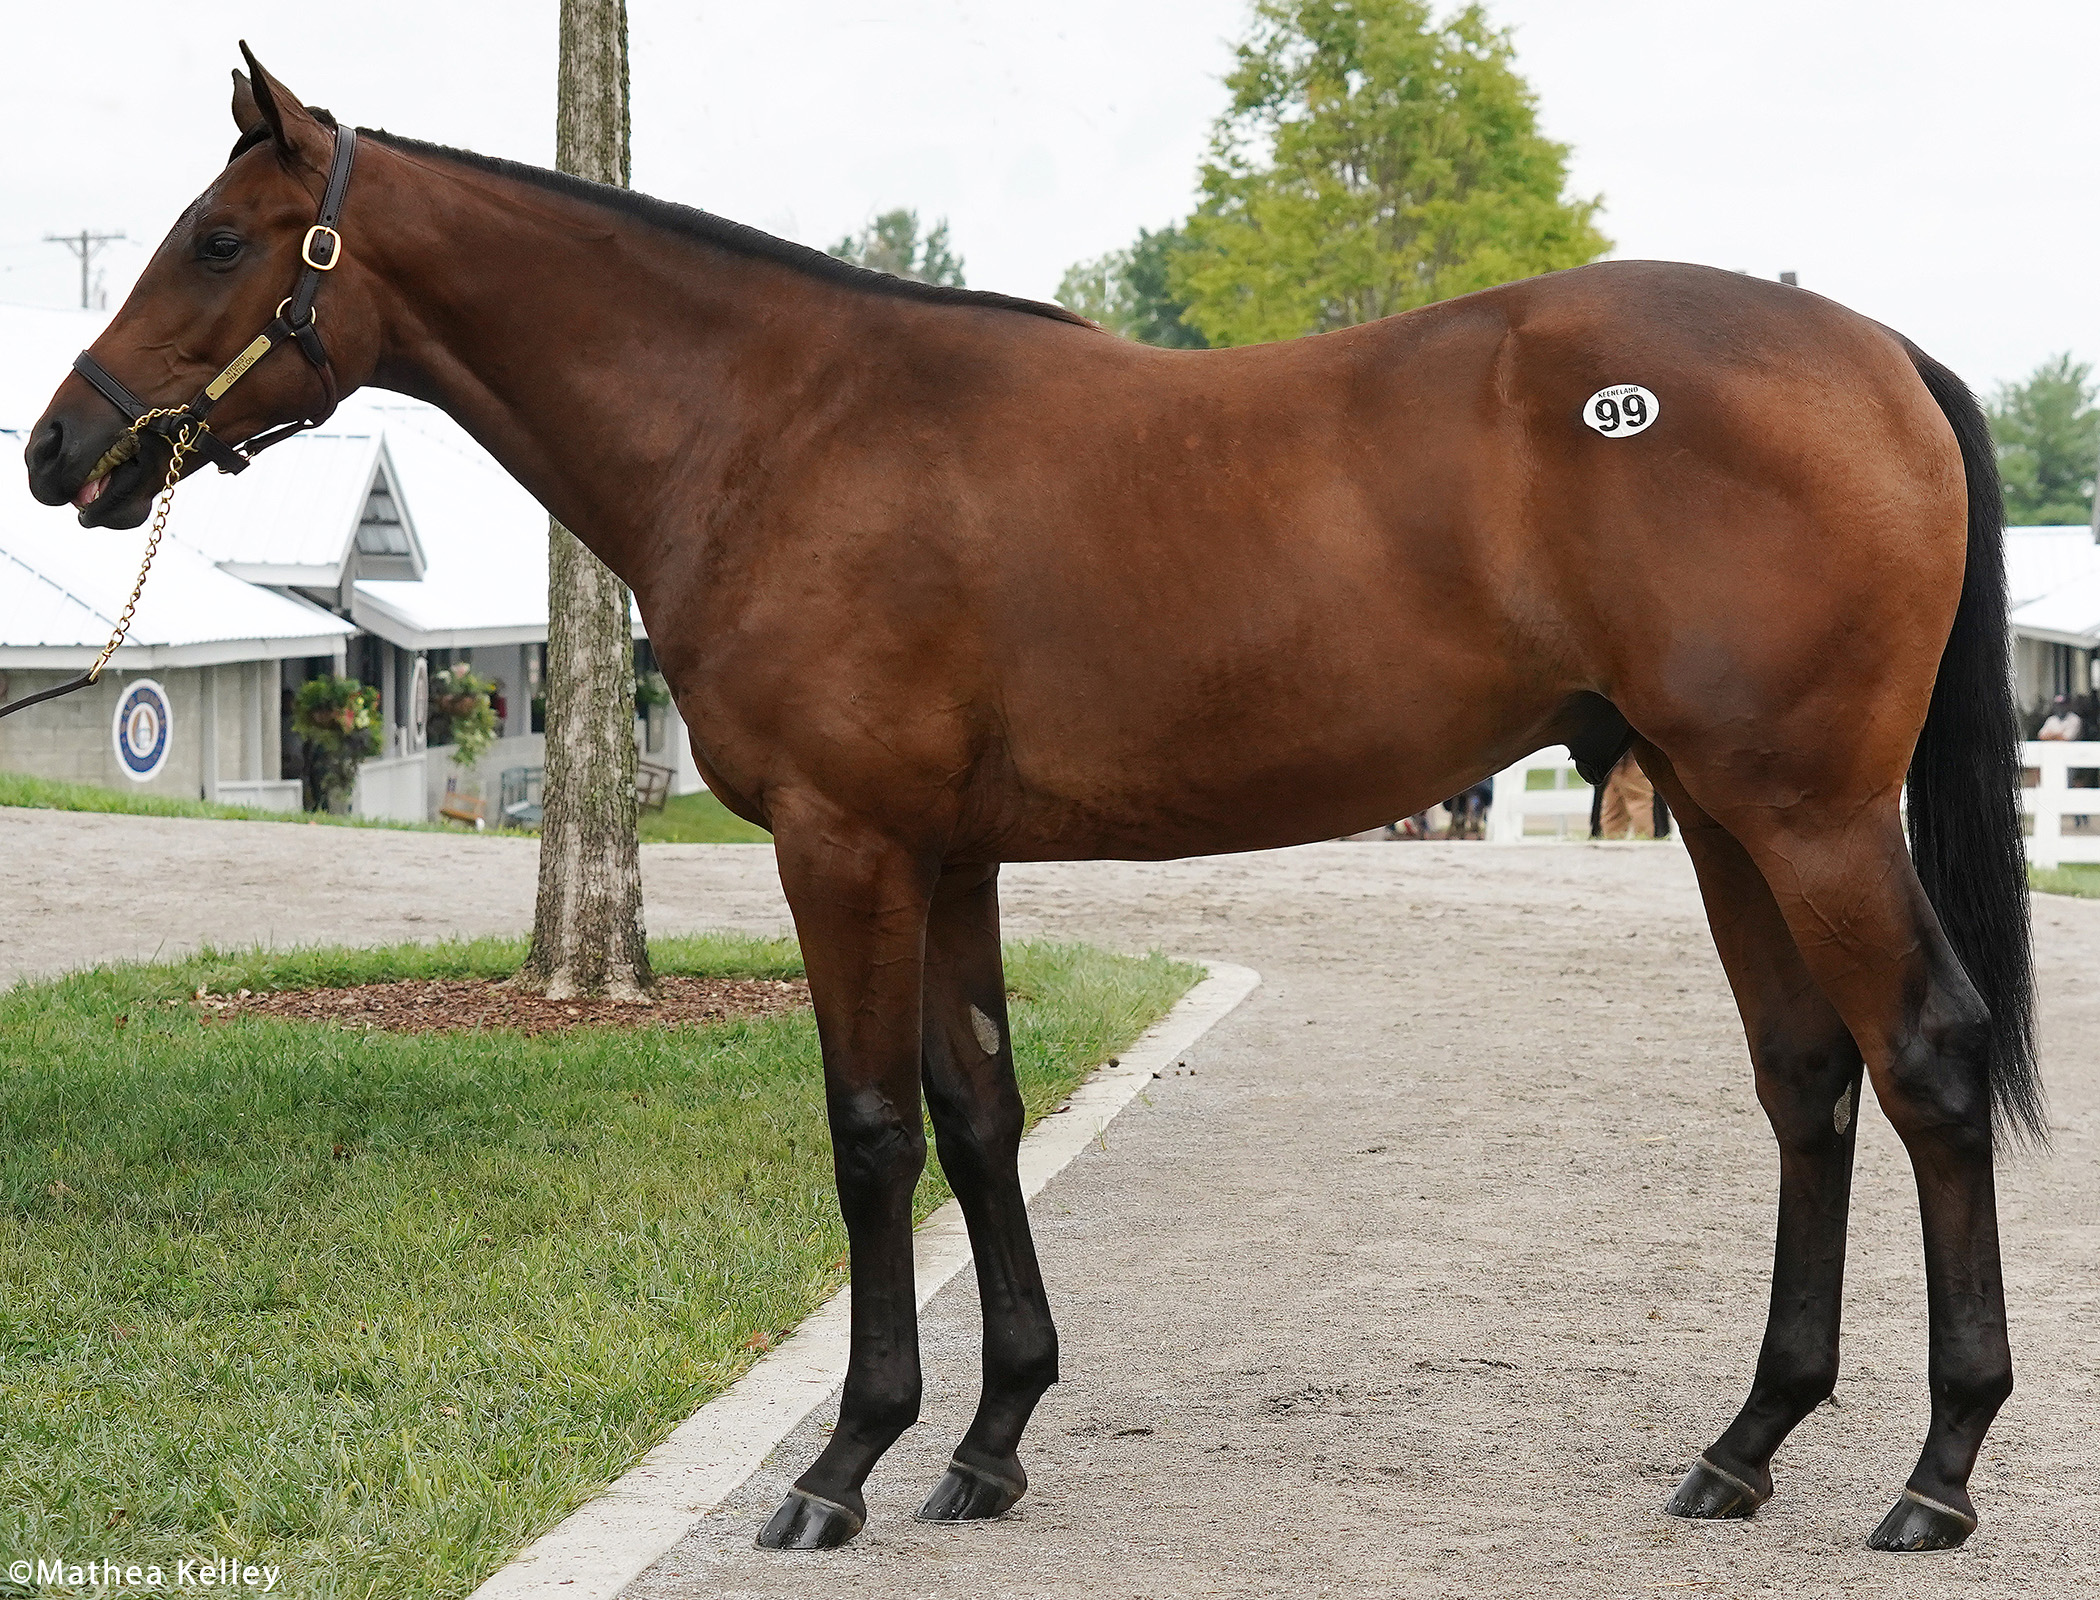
[519,0,653,1002]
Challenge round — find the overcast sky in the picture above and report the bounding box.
[2,1,2094,393]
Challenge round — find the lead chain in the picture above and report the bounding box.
[88,422,198,683]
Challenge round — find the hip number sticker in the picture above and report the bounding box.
[1583,384,1660,437]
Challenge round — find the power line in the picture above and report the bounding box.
[43,229,126,309]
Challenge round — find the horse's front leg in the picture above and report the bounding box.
[757,821,937,1551]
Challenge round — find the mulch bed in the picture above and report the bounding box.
[202,976,811,1036]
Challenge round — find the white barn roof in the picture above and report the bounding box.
[2004,526,2100,609]
[0,471,353,669]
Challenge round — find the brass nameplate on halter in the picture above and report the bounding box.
[203,333,275,402]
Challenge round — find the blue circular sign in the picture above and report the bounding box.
[113,677,173,782]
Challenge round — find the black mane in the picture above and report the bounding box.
[351,128,1096,331]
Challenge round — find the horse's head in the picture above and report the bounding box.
[24,45,381,529]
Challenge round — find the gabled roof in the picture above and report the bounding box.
[157,430,427,588]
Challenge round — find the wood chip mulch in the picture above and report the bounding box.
[203,976,811,1036]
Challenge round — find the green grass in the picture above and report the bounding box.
[0,770,774,844]
[0,934,1199,1598]
[2030,862,2100,898]
[637,790,771,844]
[0,772,448,833]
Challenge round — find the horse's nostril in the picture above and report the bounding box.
[27,418,66,473]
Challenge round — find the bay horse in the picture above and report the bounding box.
[25,51,2043,1557]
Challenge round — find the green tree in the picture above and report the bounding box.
[1989,353,2098,526]
[1173,0,1609,347]
[1056,226,1210,348]
[830,209,965,286]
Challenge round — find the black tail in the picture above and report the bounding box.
[1903,342,2046,1149]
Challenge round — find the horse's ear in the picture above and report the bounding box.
[232,42,325,165]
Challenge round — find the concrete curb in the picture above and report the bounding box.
[468,959,1262,1600]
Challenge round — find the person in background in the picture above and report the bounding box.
[1444,778,1493,839]
[1594,750,1671,840]
[2039,693,2083,741]
[2039,693,2094,829]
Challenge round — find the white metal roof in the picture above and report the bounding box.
[0,463,353,668]
[2004,525,2100,610]
[0,304,111,431]
[2004,526,2100,646]
[2012,571,2100,647]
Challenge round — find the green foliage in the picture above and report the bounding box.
[429,663,499,769]
[1056,225,1211,348]
[1174,0,1609,347]
[1989,353,2099,526]
[634,670,672,712]
[0,934,1197,1598]
[291,675,382,811]
[829,208,965,286]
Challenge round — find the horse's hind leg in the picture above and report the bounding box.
[1641,749,1864,1520]
[1665,754,2012,1550]
[913,863,1058,1523]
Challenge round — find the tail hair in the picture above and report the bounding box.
[1903,341,2047,1149]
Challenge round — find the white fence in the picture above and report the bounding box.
[1483,745,1659,843]
[212,777,301,813]
[2023,740,2100,867]
[352,751,429,823]
[1485,740,2100,863]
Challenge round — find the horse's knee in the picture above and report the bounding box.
[828,1087,927,1196]
[1751,1024,1862,1152]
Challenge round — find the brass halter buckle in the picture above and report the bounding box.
[301,224,343,270]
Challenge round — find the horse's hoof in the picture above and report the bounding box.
[915,1456,1026,1523]
[1866,1488,1976,1551]
[1664,1455,1770,1520]
[755,1486,865,1549]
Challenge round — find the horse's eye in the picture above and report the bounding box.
[200,233,243,263]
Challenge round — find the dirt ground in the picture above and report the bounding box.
[3,812,2094,1597]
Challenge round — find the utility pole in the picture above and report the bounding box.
[519,0,654,1001]
[44,230,124,309]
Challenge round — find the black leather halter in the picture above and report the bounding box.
[70,122,359,480]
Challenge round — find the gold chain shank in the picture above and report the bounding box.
[88,421,200,683]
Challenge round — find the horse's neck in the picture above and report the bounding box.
[365,154,848,586]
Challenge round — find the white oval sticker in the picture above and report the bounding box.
[1583,384,1660,437]
[112,677,173,783]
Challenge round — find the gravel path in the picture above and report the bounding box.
[4,811,2094,1596]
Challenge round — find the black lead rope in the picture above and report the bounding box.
[0,125,358,722]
